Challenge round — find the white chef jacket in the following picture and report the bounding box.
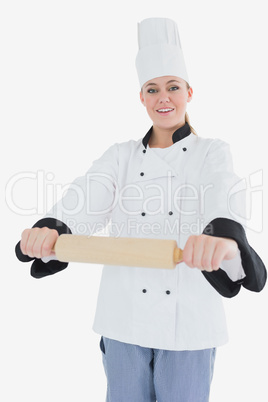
[44,128,247,351]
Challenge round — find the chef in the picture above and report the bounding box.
[16,17,266,402]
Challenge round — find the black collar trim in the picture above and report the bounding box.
[142,122,191,148]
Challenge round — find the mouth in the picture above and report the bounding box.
[156,108,175,115]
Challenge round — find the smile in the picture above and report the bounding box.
[156,108,175,115]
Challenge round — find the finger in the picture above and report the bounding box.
[201,238,215,272]
[192,236,206,269]
[183,236,195,268]
[23,228,39,258]
[41,229,59,257]
[20,229,31,255]
[26,228,43,258]
[211,241,227,271]
[32,227,56,259]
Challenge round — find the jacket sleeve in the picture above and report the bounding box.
[202,218,266,297]
[15,218,72,278]
[199,140,266,297]
[15,144,119,278]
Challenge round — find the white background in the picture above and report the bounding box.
[1,0,267,401]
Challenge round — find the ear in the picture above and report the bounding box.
[187,87,193,103]
[140,90,145,106]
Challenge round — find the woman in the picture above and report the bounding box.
[16,18,266,402]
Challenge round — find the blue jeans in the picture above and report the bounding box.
[100,337,216,402]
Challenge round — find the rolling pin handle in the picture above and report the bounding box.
[174,247,183,264]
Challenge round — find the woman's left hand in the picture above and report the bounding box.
[182,234,238,272]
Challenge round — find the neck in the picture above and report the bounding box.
[149,122,186,148]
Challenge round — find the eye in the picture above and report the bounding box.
[147,88,157,94]
[169,86,179,91]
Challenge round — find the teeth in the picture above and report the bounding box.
[157,108,173,112]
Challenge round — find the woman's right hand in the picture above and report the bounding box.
[20,227,59,259]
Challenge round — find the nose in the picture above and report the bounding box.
[159,91,170,104]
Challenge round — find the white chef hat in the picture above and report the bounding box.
[135,18,189,88]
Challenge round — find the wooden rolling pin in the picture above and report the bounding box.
[54,235,183,269]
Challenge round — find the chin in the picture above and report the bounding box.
[156,120,183,131]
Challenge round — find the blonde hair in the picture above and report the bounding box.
[185,111,197,136]
[185,82,197,135]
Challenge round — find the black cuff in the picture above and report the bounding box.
[201,218,267,298]
[15,218,72,279]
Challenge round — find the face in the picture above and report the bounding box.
[140,76,193,131]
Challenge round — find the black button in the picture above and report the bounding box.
[140,172,144,176]
[166,290,171,295]
[183,147,187,152]
[143,149,146,153]
[142,289,147,293]
[141,212,146,216]
[169,211,173,215]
